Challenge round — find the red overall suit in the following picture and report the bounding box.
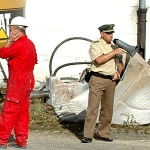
[0,35,37,146]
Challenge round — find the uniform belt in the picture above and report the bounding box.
[91,71,114,80]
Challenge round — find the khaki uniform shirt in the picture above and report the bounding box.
[89,38,116,75]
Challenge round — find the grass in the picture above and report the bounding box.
[0,97,149,135]
[111,124,150,135]
[30,98,61,131]
[29,98,86,135]
[29,98,150,135]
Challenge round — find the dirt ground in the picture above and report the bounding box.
[0,98,149,150]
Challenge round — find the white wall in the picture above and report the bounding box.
[23,0,150,82]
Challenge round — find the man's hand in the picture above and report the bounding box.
[9,29,19,42]
[4,29,19,48]
[114,48,124,55]
[112,71,120,81]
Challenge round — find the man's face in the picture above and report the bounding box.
[101,32,113,44]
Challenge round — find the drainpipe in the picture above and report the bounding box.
[137,0,147,59]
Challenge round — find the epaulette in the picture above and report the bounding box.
[93,40,99,43]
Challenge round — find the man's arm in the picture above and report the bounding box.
[94,48,123,65]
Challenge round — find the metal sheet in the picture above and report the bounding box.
[48,53,150,125]
[113,53,150,124]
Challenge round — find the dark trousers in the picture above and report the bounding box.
[84,75,116,139]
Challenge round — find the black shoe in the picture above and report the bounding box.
[9,143,26,149]
[81,137,92,143]
[0,144,7,149]
[96,136,113,142]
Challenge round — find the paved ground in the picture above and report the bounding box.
[6,128,150,150]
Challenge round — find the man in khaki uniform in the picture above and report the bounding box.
[81,24,124,143]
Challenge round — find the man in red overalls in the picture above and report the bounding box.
[0,16,37,149]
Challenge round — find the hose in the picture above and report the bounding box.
[49,37,93,76]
